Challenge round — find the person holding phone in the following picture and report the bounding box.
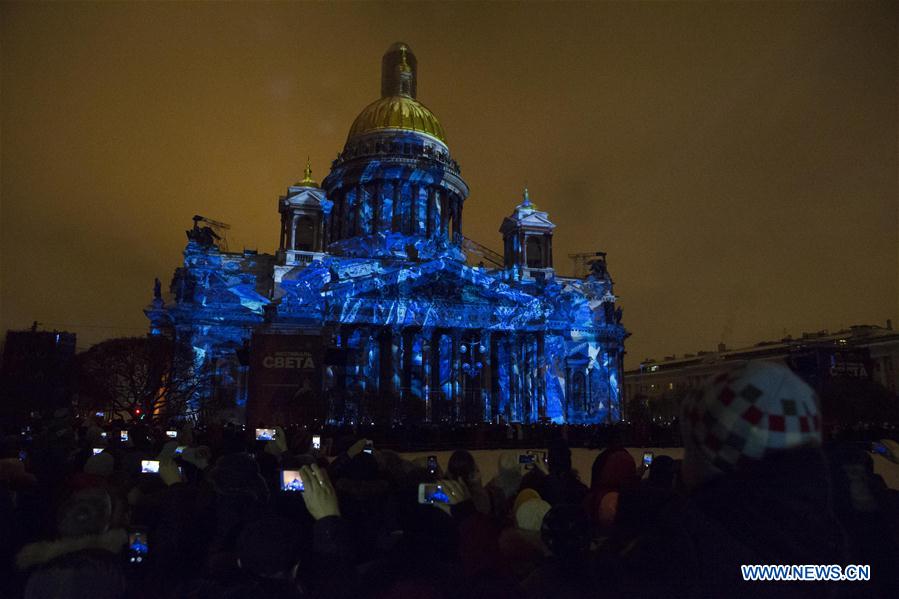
[585,445,638,531]
[447,450,491,514]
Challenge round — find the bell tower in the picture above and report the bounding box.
[499,187,556,280]
[277,160,326,260]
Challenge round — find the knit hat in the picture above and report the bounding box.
[515,498,551,531]
[681,361,822,474]
[513,488,541,515]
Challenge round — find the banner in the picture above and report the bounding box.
[247,333,324,426]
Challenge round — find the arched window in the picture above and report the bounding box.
[526,236,544,268]
[295,216,315,251]
[572,371,586,412]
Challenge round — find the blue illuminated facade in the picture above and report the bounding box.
[146,43,627,425]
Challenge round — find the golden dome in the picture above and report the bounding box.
[347,95,446,143]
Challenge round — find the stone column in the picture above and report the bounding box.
[425,185,435,238]
[289,214,298,250]
[372,182,382,235]
[507,333,517,421]
[522,335,531,422]
[481,332,492,422]
[402,328,414,420]
[340,190,350,240]
[452,330,462,422]
[440,193,449,238]
[422,330,432,422]
[410,185,420,235]
[353,185,363,236]
[388,328,401,423]
[546,234,553,268]
[430,329,442,422]
[392,183,402,232]
[537,333,546,419]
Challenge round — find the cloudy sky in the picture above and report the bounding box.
[2,1,896,363]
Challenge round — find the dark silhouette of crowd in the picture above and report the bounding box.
[2,362,898,598]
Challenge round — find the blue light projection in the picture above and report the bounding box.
[145,43,628,426]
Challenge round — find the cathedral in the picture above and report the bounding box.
[146,43,628,426]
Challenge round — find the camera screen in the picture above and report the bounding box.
[141,460,160,474]
[165,430,177,438]
[363,441,373,454]
[422,484,450,504]
[519,454,535,465]
[128,531,148,563]
[281,470,304,492]
[174,445,187,455]
[312,435,321,450]
[120,431,129,442]
[92,448,104,455]
[643,452,654,467]
[100,431,108,439]
[255,428,276,441]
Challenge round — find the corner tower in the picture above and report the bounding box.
[322,43,470,260]
[500,188,556,280]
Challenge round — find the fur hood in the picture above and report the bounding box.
[16,528,127,571]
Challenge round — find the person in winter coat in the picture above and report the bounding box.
[612,361,851,599]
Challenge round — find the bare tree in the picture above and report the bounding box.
[75,336,211,422]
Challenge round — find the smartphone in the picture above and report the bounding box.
[643,451,654,468]
[165,430,177,439]
[18,450,27,462]
[871,442,888,456]
[363,440,373,455]
[141,460,160,474]
[280,469,304,492]
[174,445,187,455]
[418,483,451,504]
[95,411,105,418]
[120,430,129,442]
[92,448,104,456]
[527,450,547,465]
[427,455,438,476]
[312,435,321,450]
[127,528,149,564]
[519,454,536,469]
[255,428,276,441]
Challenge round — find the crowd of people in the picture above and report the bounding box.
[2,362,899,598]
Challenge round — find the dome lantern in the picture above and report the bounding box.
[346,42,446,143]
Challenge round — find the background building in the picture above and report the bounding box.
[624,321,899,422]
[146,44,628,426]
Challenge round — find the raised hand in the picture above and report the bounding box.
[300,463,340,520]
[158,457,183,486]
[437,479,471,505]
